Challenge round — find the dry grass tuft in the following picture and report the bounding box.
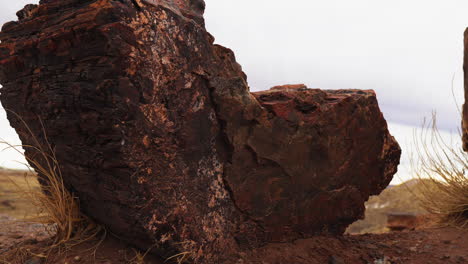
[1,114,102,260]
[129,248,150,264]
[165,251,192,264]
[164,241,194,264]
[412,114,468,228]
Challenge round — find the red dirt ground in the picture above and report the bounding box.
[1,171,466,263]
[242,226,468,264]
[1,220,467,264]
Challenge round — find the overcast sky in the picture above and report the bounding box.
[1,0,467,183]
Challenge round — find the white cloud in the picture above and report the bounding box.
[0,105,27,170]
[0,0,38,170]
[204,0,468,131]
[0,0,38,25]
[388,121,462,184]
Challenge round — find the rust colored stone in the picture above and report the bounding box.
[270,84,307,91]
[0,1,400,263]
[387,213,419,231]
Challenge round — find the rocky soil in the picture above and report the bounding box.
[2,221,467,264]
[1,169,467,264]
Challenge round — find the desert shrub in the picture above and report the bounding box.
[412,115,468,228]
[0,114,102,251]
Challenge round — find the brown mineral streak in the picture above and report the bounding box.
[0,0,400,263]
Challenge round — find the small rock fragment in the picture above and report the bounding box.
[329,255,346,264]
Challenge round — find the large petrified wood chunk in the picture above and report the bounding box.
[0,0,400,263]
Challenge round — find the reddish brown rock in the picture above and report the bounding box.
[386,213,419,231]
[270,83,307,90]
[0,0,400,263]
[386,213,435,231]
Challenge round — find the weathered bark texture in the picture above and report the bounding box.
[0,0,400,263]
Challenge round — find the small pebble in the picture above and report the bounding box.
[329,255,345,264]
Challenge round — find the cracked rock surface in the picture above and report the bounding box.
[0,0,400,263]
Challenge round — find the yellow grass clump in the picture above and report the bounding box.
[412,115,468,228]
[1,114,102,252]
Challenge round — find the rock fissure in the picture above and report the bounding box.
[204,74,266,231]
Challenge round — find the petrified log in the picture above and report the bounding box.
[0,0,400,263]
